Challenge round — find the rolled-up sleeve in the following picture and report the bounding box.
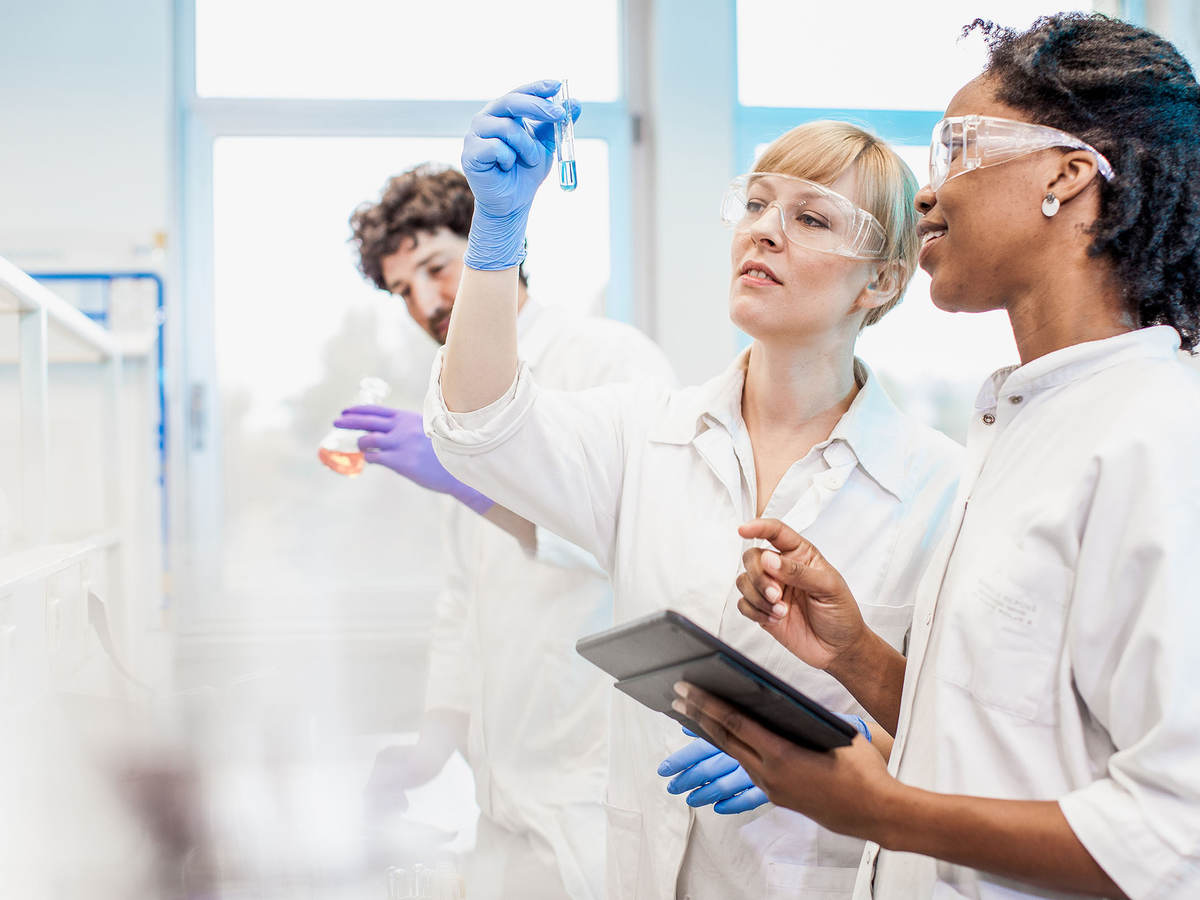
[424,349,642,571]
[1058,423,1200,899]
[423,356,528,455]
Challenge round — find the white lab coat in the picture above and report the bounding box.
[425,348,963,900]
[423,299,676,900]
[860,327,1200,899]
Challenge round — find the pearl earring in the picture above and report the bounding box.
[1041,192,1060,217]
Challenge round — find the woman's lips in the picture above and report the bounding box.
[918,230,946,265]
[739,272,781,286]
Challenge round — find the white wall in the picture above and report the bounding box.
[0,0,173,691]
[0,0,173,269]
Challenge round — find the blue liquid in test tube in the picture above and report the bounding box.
[555,79,577,192]
[560,159,577,191]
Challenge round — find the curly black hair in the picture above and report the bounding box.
[967,13,1200,351]
[349,163,527,292]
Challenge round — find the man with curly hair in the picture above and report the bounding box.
[341,164,674,900]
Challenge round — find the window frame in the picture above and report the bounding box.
[172,0,637,561]
[177,0,635,324]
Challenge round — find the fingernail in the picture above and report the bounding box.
[673,682,689,699]
[765,584,781,602]
[772,603,787,618]
[671,699,686,715]
[657,761,672,776]
[763,552,780,572]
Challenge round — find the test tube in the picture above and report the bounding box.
[554,78,577,192]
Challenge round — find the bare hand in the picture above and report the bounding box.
[736,518,868,670]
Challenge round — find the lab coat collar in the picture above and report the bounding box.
[648,348,913,501]
[975,325,1183,411]
[647,349,750,447]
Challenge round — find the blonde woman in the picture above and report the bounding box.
[425,81,961,900]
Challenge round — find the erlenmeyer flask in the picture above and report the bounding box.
[317,375,390,476]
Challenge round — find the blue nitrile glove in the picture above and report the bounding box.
[333,405,494,515]
[657,715,872,815]
[841,713,872,742]
[657,728,767,815]
[461,79,580,271]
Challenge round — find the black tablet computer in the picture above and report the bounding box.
[576,609,857,752]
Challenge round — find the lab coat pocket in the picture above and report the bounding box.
[604,803,644,900]
[765,860,858,898]
[935,544,1072,724]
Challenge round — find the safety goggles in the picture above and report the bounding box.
[721,173,888,260]
[929,114,1115,191]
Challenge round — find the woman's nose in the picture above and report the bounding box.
[747,203,785,247]
[915,184,937,216]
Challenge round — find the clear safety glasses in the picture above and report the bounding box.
[721,173,889,260]
[929,115,1115,191]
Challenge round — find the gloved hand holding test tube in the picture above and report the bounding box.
[461,79,580,272]
[554,78,577,191]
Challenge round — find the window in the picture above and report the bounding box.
[211,135,612,430]
[738,0,1095,110]
[196,0,620,101]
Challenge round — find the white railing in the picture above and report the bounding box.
[0,257,122,542]
[0,256,157,703]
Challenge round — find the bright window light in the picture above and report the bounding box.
[737,1,1095,110]
[211,136,610,428]
[196,0,620,101]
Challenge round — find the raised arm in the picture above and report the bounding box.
[442,80,575,412]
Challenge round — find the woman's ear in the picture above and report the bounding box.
[1046,150,1102,208]
[858,260,905,309]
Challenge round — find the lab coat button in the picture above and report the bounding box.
[1009,395,1023,404]
[982,413,996,425]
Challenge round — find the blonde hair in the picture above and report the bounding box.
[753,121,920,327]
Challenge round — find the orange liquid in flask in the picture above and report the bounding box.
[318,447,365,476]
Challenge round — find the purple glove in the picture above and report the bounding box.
[333,405,494,514]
